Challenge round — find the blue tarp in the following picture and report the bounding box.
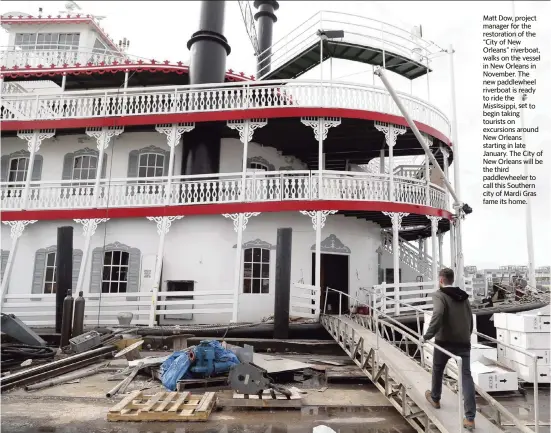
[160,340,240,391]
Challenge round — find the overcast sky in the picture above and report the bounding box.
[1,1,549,270]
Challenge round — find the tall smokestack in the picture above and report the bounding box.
[184,0,231,175]
[254,0,279,78]
[187,0,231,84]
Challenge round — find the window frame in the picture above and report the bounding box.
[138,152,166,179]
[72,154,98,181]
[248,162,269,171]
[43,251,57,294]
[101,249,130,294]
[242,247,270,294]
[8,156,29,183]
[15,32,80,51]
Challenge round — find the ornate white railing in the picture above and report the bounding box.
[382,231,433,278]
[394,164,425,179]
[0,79,451,138]
[371,281,436,315]
[0,46,132,69]
[0,170,447,211]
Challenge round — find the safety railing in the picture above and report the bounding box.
[0,44,147,69]
[256,11,443,79]
[0,170,448,211]
[0,79,451,139]
[373,281,436,315]
[322,286,465,432]
[1,290,234,327]
[381,232,434,279]
[358,286,541,433]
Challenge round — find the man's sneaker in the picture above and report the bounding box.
[463,418,475,430]
[425,390,440,409]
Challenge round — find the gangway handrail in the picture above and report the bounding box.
[362,286,541,433]
[323,286,465,432]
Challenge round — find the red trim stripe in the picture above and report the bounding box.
[1,107,451,145]
[0,200,453,222]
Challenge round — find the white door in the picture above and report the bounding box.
[289,283,320,320]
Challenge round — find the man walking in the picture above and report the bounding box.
[421,268,477,430]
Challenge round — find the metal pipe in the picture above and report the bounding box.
[374,67,460,205]
[1,352,112,392]
[0,346,114,387]
[25,362,107,391]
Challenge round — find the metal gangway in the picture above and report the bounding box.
[320,287,542,433]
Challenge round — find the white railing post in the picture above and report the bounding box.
[533,353,540,433]
[441,145,450,210]
[146,216,184,327]
[85,127,124,206]
[438,232,444,269]
[17,129,55,209]
[428,216,441,289]
[0,220,37,308]
[73,218,109,295]
[382,212,409,315]
[339,291,342,316]
[374,122,406,201]
[224,212,260,322]
[155,123,195,205]
[423,136,432,206]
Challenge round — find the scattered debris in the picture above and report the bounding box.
[20,359,32,367]
[221,388,302,408]
[177,376,228,391]
[309,358,346,366]
[69,331,102,353]
[107,390,216,422]
[160,341,239,391]
[252,352,313,373]
[25,362,108,391]
[113,340,144,361]
[0,345,114,392]
[318,386,328,392]
[325,365,371,383]
[106,361,144,398]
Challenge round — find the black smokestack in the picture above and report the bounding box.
[254,0,279,78]
[187,0,231,84]
[184,0,231,175]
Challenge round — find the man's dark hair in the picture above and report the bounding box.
[439,268,455,285]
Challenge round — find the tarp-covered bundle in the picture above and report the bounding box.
[160,340,239,391]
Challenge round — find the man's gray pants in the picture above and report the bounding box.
[431,345,477,421]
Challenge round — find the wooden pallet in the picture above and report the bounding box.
[107,390,216,422]
[219,389,302,408]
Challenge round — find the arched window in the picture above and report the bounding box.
[62,148,105,182]
[8,156,29,182]
[243,247,270,294]
[249,161,268,171]
[72,154,98,180]
[102,250,130,293]
[31,246,83,294]
[43,251,57,294]
[247,156,274,172]
[89,242,141,294]
[138,153,165,178]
